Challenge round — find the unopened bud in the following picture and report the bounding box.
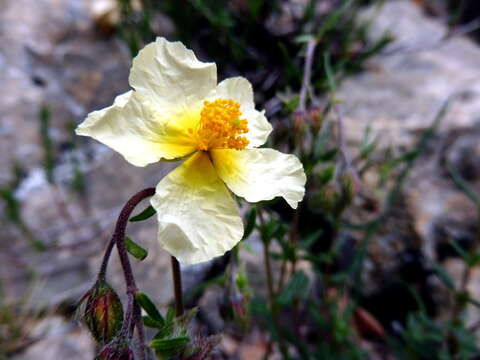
[81,280,124,344]
[95,341,134,360]
[293,111,306,132]
[340,170,361,205]
[314,184,339,213]
[308,107,323,132]
[232,297,250,328]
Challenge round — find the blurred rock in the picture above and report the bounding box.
[442,258,480,332]
[338,0,480,313]
[11,316,95,360]
[341,0,480,149]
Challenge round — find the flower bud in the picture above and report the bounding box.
[95,342,134,360]
[308,107,323,133]
[81,279,124,344]
[340,170,360,203]
[293,111,306,132]
[313,184,338,213]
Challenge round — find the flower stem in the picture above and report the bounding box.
[98,187,155,359]
[97,234,116,281]
[97,187,155,281]
[171,256,184,317]
[257,207,289,357]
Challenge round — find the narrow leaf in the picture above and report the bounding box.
[431,262,455,291]
[143,316,164,329]
[278,271,310,305]
[165,308,175,324]
[130,205,156,222]
[135,292,164,325]
[125,237,148,261]
[154,323,174,339]
[150,337,189,353]
[242,207,257,240]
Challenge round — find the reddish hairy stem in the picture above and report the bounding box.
[98,187,155,359]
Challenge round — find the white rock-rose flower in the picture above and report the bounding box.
[76,37,306,265]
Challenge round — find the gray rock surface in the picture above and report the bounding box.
[337,1,480,315]
[12,316,95,360]
[0,0,176,303]
[341,1,480,148]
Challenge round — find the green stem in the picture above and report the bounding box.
[257,208,289,357]
[257,208,275,306]
[263,238,275,307]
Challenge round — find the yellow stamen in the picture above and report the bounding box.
[191,99,249,151]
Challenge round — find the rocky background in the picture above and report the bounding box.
[1,0,480,358]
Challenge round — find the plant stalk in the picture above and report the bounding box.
[98,187,155,359]
[171,256,184,317]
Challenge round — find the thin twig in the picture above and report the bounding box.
[335,105,348,172]
[257,208,275,306]
[97,232,117,281]
[334,104,362,188]
[298,39,318,112]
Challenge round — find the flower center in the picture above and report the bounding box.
[190,99,249,151]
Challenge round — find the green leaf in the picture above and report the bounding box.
[242,207,257,240]
[249,297,282,343]
[135,292,164,325]
[314,121,333,158]
[318,148,338,162]
[466,253,480,268]
[150,337,190,357]
[247,0,263,19]
[154,323,174,339]
[447,165,480,206]
[467,296,480,309]
[125,237,148,261]
[143,316,164,329]
[39,105,55,184]
[129,205,156,222]
[278,271,310,305]
[317,0,354,40]
[431,262,455,290]
[299,229,323,249]
[318,165,336,185]
[323,52,337,93]
[448,240,468,262]
[165,308,175,324]
[259,219,279,244]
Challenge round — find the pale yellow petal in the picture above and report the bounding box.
[214,77,272,148]
[150,152,244,265]
[76,91,196,166]
[211,148,306,209]
[129,37,217,115]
